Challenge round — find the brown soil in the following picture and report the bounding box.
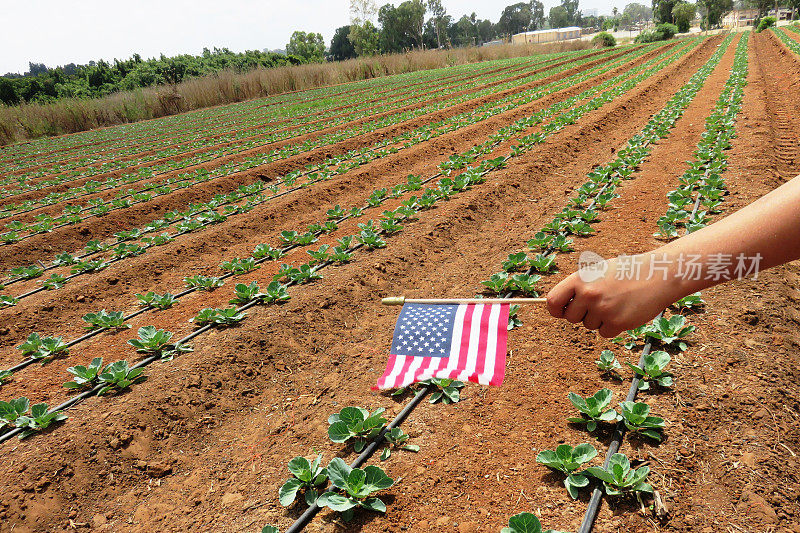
[0,48,619,209]
[1,32,799,533]
[0,43,674,268]
[3,56,554,183]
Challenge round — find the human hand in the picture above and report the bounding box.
[546,254,686,338]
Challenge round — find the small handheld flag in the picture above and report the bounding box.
[374,302,511,390]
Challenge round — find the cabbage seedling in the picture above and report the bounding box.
[508,304,523,330]
[40,273,68,290]
[501,512,565,533]
[327,205,345,219]
[17,333,69,363]
[481,272,509,294]
[567,389,619,431]
[585,453,653,496]
[127,326,183,359]
[307,245,331,264]
[644,315,694,351]
[330,247,353,264]
[316,458,394,521]
[262,281,290,303]
[64,357,104,389]
[328,407,387,452]
[220,258,259,275]
[619,401,665,441]
[0,295,19,307]
[229,282,263,305]
[502,252,528,272]
[252,244,285,261]
[425,377,464,404]
[279,454,328,507]
[536,443,597,499]
[261,526,279,533]
[97,361,146,395]
[9,265,43,280]
[184,275,224,291]
[0,397,29,430]
[596,350,621,375]
[14,402,67,439]
[0,370,11,385]
[82,310,130,331]
[673,292,704,309]
[509,274,540,296]
[626,350,673,390]
[380,427,420,460]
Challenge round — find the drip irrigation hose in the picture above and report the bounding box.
[577,82,737,532]
[284,385,431,533]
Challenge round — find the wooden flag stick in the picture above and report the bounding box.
[381,296,547,306]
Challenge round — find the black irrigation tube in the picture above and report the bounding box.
[0,53,567,211]
[1,42,659,290]
[577,64,739,533]
[0,55,554,184]
[284,386,431,533]
[0,39,697,446]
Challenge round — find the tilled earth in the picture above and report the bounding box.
[0,32,799,533]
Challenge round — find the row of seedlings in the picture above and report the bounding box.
[0,46,637,238]
[478,34,738,530]
[0,51,579,175]
[0,38,708,437]
[0,41,671,297]
[0,53,567,183]
[0,48,610,208]
[0,49,622,241]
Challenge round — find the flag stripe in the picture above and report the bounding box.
[376,302,509,390]
[479,304,504,385]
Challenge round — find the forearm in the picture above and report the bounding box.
[647,174,800,296]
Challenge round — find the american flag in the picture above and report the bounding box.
[374,302,510,390]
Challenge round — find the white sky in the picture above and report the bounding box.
[0,0,626,74]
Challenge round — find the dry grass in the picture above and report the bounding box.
[0,40,592,147]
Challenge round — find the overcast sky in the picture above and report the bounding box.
[0,0,625,74]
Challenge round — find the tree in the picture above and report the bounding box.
[699,0,733,26]
[331,26,357,61]
[378,1,426,53]
[672,2,696,31]
[561,0,581,24]
[451,14,479,46]
[623,2,654,23]
[549,5,570,27]
[498,3,533,35]
[653,0,680,22]
[349,20,380,55]
[350,0,378,24]
[286,31,326,62]
[531,0,546,29]
[477,19,497,43]
[426,0,449,48]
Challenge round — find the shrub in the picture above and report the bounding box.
[635,30,666,43]
[592,32,617,48]
[757,16,776,32]
[656,23,679,38]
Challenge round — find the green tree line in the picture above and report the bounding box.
[0,48,304,106]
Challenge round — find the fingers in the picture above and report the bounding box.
[563,298,588,324]
[546,274,578,318]
[583,313,603,331]
[598,323,623,339]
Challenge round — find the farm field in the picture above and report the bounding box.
[1,28,800,533]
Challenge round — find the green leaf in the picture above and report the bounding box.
[328,421,352,443]
[326,458,351,489]
[288,456,312,482]
[317,492,358,512]
[502,512,543,533]
[360,497,387,513]
[278,478,303,507]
